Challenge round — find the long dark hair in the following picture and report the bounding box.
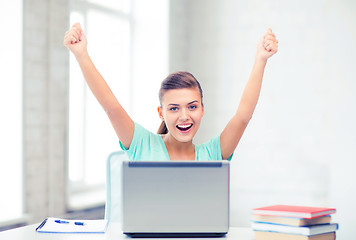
[157,71,203,134]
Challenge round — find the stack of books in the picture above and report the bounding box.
[251,205,338,240]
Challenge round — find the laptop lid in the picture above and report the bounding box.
[122,161,230,237]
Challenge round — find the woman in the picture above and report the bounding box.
[64,23,278,161]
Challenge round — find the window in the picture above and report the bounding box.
[0,0,23,222]
[68,0,168,209]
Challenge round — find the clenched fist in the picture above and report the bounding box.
[256,28,278,61]
[63,23,87,58]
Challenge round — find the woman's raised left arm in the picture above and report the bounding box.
[220,28,278,160]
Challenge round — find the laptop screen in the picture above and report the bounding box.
[122,161,230,236]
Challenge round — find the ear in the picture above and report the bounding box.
[157,106,164,120]
[201,103,205,117]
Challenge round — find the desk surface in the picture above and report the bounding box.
[0,223,254,240]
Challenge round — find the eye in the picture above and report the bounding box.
[188,105,197,110]
[169,107,179,111]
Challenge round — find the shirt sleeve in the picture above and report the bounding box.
[196,135,232,161]
[119,122,148,160]
[197,135,234,161]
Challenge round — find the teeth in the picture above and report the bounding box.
[177,124,192,129]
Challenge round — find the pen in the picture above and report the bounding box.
[55,220,69,224]
[54,220,85,225]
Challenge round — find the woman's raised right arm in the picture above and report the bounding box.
[64,23,134,149]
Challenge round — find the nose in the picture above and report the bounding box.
[179,108,189,121]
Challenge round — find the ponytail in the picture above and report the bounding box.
[157,121,168,134]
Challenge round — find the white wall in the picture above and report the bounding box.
[23,0,69,222]
[170,0,356,239]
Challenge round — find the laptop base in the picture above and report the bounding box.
[124,232,227,238]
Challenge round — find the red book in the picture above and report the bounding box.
[252,205,336,219]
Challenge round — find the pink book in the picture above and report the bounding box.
[252,205,336,219]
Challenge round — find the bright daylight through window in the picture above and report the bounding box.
[68,0,168,208]
[0,0,23,223]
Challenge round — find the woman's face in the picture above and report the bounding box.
[158,87,204,143]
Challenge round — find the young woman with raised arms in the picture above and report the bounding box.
[64,24,278,161]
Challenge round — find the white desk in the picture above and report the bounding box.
[0,223,254,240]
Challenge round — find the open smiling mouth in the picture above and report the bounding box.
[176,123,193,132]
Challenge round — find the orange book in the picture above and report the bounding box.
[251,214,331,227]
[254,231,336,240]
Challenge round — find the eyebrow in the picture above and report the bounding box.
[168,100,199,106]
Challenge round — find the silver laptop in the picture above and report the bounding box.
[122,160,230,237]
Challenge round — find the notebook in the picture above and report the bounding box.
[121,160,230,237]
